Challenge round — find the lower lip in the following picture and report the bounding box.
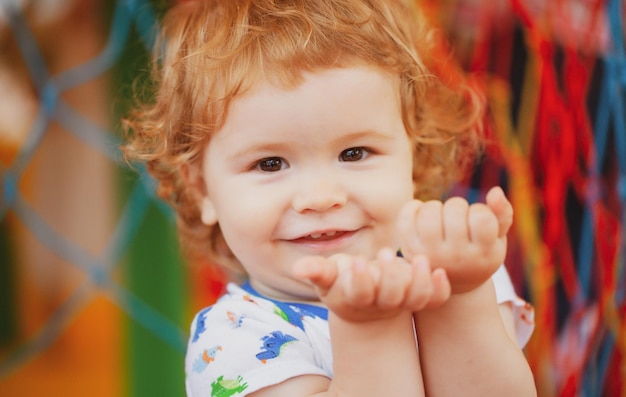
[288,230,358,252]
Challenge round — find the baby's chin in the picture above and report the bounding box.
[249,276,321,303]
[282,281,323,305]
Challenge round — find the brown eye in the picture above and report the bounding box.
[258,157,284,172]
[340,147,367,162]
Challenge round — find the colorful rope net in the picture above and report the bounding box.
[426,0,625,395]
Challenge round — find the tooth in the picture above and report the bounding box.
[325,231,336,237]
[310,233,322,239]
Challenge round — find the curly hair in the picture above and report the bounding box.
[122,0,484,275]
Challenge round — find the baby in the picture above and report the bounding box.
[123,0,536,396]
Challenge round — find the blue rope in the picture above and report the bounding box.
[110,284,187,353]
[580,0,626,393]
[0,0,185,365]
[0,282,93,379]
[1,3,49,89]
[103,179,151,268]
[54,101,123,164]
[54,1,134,91]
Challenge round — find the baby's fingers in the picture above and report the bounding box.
[396,199,424,258]
[468,203,499,245]
[341,257,377,307]
[375,249,412,310]
[404,256,451,312]
[424,268,451,309]
[485,186,514,238]
[293,256,338,291]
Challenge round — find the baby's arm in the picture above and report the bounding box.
[249,249,450,397]
[400,187,536,396]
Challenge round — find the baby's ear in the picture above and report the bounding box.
[179,163,218,226]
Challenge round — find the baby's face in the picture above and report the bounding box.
[199,66,414,302]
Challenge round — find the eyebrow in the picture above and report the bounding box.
[226,140,293,162]
[336,129,396,142]
[227,129,395,160]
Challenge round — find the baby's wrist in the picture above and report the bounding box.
[329,308,413,329]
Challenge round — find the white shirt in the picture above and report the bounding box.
[185,264,534,396]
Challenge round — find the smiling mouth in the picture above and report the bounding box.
[294,230,351,243]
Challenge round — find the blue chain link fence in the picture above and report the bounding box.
[1,1,191,395]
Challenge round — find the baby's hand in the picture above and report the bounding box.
[397,186,513,294]
[293,249,450,323]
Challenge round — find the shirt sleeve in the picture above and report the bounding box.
[185,287,329,397]
[491,265,535,348]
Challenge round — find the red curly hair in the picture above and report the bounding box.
[122,0,484,275]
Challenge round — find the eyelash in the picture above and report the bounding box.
[339,147,370,162]
[253,147,372,172]
[255,157,286,172]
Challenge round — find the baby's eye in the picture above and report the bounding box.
[339,147,369,162]
[257,157,286,172]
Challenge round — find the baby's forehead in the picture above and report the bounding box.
[221,66,400,116]
[203,67,406,159]
[232,60,398,99]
